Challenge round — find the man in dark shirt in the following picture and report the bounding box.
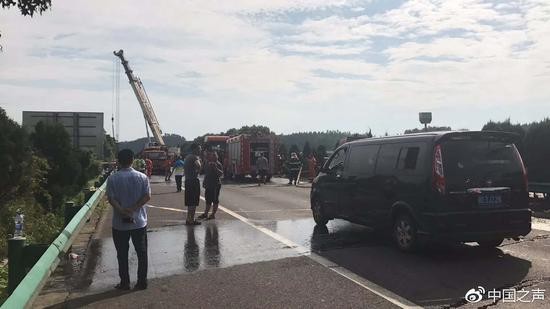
[184,143,202,225]
[198,151,223,220]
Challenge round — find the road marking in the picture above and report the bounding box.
[147,204,186,213]
[232,209,311,213]
[197,195,421,309]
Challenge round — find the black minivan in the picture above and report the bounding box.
[310,131,531,251]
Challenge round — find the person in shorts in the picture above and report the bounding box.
[184,143,202,225]
[198,151,223,220]
[256,153,269,186]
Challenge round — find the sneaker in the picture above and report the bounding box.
[134,282,147,290]
[197,213,208,220]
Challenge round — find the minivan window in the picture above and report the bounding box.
[347,145,379,176]
[441,141,523,189]
[375,144,401,174]
[328,147,347,170]
[398,147,420,170]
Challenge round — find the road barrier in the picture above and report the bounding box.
[1,181,107,309]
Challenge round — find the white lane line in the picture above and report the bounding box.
[147,204,186,213]
[198,195,420,309]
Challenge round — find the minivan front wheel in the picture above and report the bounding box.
[312,200,329,226]
[393,214,418,252]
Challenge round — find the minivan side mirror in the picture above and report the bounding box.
[328,161,344,173]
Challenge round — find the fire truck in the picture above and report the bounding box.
[225,134,278,180]
[114,49,177,174]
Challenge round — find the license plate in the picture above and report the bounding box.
[478,194,502,208]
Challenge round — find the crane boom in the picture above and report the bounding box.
[113,49,165,146]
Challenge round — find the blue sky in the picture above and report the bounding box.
[1,0,549,141]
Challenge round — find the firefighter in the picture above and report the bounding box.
[286,152,302,185]
[307,153,317,182]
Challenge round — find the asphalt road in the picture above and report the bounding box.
[50,176,550,309]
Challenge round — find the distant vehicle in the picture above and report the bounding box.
[311,131,531,252]
[225,134,278,181]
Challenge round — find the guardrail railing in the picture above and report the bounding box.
[1,181,107,309]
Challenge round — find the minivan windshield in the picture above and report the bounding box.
[441,140,523,190]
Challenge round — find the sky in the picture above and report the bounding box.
[1,0,549,141]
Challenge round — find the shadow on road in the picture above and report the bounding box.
[309,224,532,307]
[47,289,134,309]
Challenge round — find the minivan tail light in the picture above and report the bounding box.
[433,144,446,194]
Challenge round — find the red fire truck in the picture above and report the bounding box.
[225,134,278,180]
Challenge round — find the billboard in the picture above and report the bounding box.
[22,111,105,159]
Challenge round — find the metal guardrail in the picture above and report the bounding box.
[1,181,107,309]
[529,182,550,195]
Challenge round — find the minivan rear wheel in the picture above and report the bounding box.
[477,238,504,248]
[312,200,329,226]
[393,214,418,252]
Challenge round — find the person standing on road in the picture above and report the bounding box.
[145,158,153,178]
[307,153,317,182]
[184,143,202,225]
[173,156,185,192]
[286,152,302,185]
[198,151,223,220]
[164,157,172,181]
[106,149,150,290]
[256,153,269,186]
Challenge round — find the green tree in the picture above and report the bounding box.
[303,141,312,158]
[523,119,550,182]
[1,0,52,50]
[404,126,451,134]
[289,144,300,156]
[482,118,526,155]
[0,108,32,206]
[278,144,288,158]
[30,121,82,210]
[103,134,117,161]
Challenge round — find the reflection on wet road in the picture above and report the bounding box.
[79,177,550,308]
[88,219,300,291]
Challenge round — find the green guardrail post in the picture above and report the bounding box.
[7,237,26,294]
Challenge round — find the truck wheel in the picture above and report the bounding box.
[312,200,329,226]
[393,213,418,252]
[477,238,504,248]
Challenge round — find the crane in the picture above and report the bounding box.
[113,49,165,146]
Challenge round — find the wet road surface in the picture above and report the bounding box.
[54,176,550,308]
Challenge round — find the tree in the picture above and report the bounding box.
[103,134,117,161]
[1,0,52,50]
[315,145,327,166]
[289,144,300,156]
[0,107,32,206]
[30,121,83,210]
[278,144,288,158]
[1,0,51,16]
[302,141,312,158]
[482,118,526,155]
[404,126,451,134]
[523,119,550,182]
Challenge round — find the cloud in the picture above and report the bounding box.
[1,0,550,140]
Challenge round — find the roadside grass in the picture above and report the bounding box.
[0,262,7,304]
